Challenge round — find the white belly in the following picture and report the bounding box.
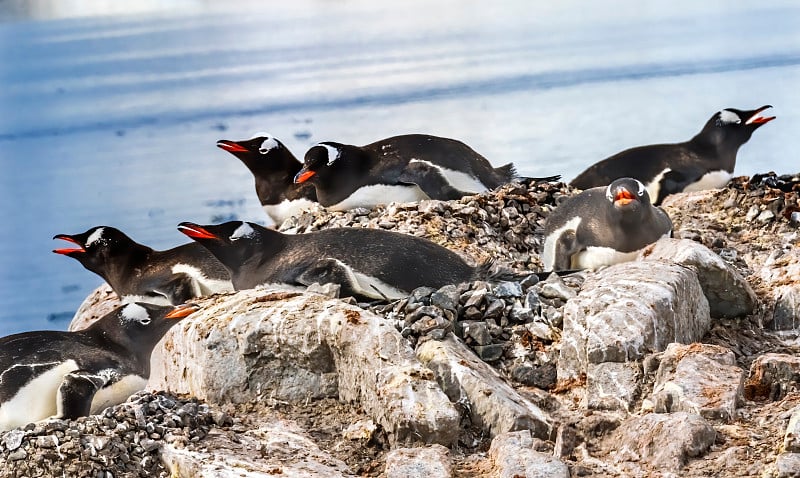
[0,360,78,431]
[327,259,408,300]
[89,374,148,415]
[264,198,317,225]
[171,264,235,296]
[681,170,733,192]
[572,247,640,271]
[409,159,489,193]
[329,184,429,211]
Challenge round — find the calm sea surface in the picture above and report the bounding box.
[1,0,799,335]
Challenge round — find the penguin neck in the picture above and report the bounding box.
[103,245,155,294]
[83,323,154,371]
[687,132,738,172]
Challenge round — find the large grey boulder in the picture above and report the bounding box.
[651,343,744,421]
[638,238,757,318]
[384,445,453,478]
[558,261,711,385]
[417,335,552,439]
[488,430,570,478]
[744,353,800,401]
[759,249,800,331]
[147,287,460,447]
[609,412,716,471]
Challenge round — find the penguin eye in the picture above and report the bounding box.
[138,317,151,325]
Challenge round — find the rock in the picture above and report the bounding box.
[494,281,523,298]
[2,430,25,451]
[609,412,716,471]
[638,238,757,318]
[473,344,504,362]
[553,424,578,459]
[384,445,453,478]
[148,288,460,447]
[586,362,642,411]
[775,453,800,478]
[758,249,800,331]
[744,353,800,401]
[558,261,710,382]
[417,336,552,439]
[536,276,576,301]
[463,321,492,345]
[510,362,557,390]
[651,343,744,421]
[785,409,800,453]
[488,430,570,478]
[68,283,122,331]
[161,423,352,478]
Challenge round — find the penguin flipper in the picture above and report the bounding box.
[398,162,465,200]
[296,258,360,297]
[553,230,581,271]
[57,370,107,419]
[154,274,201,305]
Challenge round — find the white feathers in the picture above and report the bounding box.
[329,184,428,211]
[408,159,488,193]
[681,170,733,192]
[635,179,645,196]
[327,259,408,300]
[89,374,147,415]
[571,247,641,270]
[171,263,234,295]
[605,184,614,202]
[0,360,79,431]
[263,198,317,225]
[231,222,256,241]
[259,136,279,154]
[120,303,150,324]
[85,227,105,247]
[542,216,581,271]
[645,168,672,203]
[320,144,341,165]
[718,109,741,125]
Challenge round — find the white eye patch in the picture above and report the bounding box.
[85,227,105,247]
[259,136,279,154]
[636,179,645,196]
[320,143,341,166]
[231,222,255,241]
[605,184,614,202]
[121,303,150,324]
[718,110,741,125]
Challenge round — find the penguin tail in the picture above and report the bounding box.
[478,259,581,283]
[496,163,518,182]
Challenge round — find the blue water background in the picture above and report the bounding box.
[1,0,798,335]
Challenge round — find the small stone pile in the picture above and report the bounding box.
[281,179,574,270]
[0,391,225,478]
[368,272,586,390]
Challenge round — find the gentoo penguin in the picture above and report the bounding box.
[0,302,198,431]
[53,226,233,305]
[542,177,672,271]
[217,132,317,225]
[177,220,496,300]
[293,133,558,210]
[570,105,775,204]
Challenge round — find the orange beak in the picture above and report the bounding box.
[164,303,200,319]
[294,169,315,183]
[614,188,636,206]
[177,223,218,240]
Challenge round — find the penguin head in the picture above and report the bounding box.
[100,302,199,352]
[53,226,142,274]
[606,177,650,211]
[217,133,300,174]
[177,221,271,274]
[294,142,359,185]
[699,105,775,149]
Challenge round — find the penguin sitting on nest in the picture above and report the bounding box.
[0,303,198,431]
[53,226,233,305]
[293,133,560,210]
[177,220,530,301]
[542,177,672,271]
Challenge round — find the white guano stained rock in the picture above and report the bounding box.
[651,343,744,421]
[147,287,460,447]
[586,362,642,411]
[417,335,552,439]
[384,445,453,478]
[488,430,570,478]
[558,261,711,382]
[785,408,800,453]
[638,238,757,318]
[609,412,716,472]
[161,422,353,477]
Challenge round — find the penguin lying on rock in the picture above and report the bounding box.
[0,302,198,431]
[543,177,672,271]
[293,133,559,210]
[53,226,233,305]
[217,132,317,225]
[177,220,530,301]
[570,105,775,204]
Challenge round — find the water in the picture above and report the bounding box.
[1,0,798,335]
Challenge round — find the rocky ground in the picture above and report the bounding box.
[2,174,800,477]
